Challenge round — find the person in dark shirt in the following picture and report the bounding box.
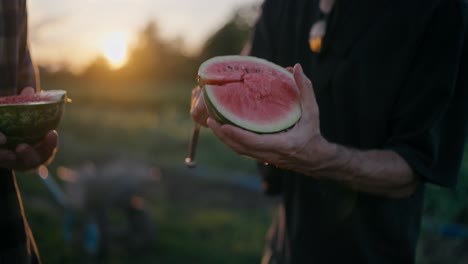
[0,1,59,263]
[191,0,468,263]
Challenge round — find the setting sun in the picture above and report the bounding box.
[101,32,128,69]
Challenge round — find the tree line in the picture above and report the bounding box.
[39,4,259,83]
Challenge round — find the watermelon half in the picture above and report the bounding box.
[0,90,68,148]
[199,55,301,133]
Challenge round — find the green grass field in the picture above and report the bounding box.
[16,78,274,263]
[13,78,468,263]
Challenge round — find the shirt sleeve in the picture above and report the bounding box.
[17,0,40,91]
[385,0,468,188]
[18,46,40,91]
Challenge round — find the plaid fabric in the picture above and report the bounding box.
[0,0,41,263]
[0,0,39,96]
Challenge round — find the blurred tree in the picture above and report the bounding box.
[121,22,196,81]
[38,66,76,83]
[198,4,260,62]
[48,3,261,83]
[123,22,162,79]
[81,56,112,80]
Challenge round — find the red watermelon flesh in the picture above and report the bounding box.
[199,56,302,133]
[0,94,53,105]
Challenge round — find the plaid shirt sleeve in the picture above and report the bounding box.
[18,44,40,93]
[0,1,42,263]
[17,3,40,92]
[0,0,39,96]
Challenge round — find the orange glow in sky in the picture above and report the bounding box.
[101,32,128,69]
[28,0,260,73]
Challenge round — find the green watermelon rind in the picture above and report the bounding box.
[199,56,302,134]
[203,85,301,133]
[0,90,68,147]
[202,87,230,125]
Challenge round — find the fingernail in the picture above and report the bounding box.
[207,117,218,128]
[293,63,304,77]
[297,63,304,75]
[48,130,59,139]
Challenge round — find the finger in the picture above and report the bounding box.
[34,130,59,166]
[207,118,252,154]
[293,63,318,116]
[15,130,58,170]
[286,67,294,73]
[190,86,202,109]
[207,117,281,155]
[15,143,41,170]
[0,149,16,169]
[20,87,35,96]
[0,133,6,145]
[191,93,210,127]
[207,118,292,165]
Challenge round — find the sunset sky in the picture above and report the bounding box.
[28,0,260,72]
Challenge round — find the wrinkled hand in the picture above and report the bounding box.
[206,64,331,171]
[0,87,59,171]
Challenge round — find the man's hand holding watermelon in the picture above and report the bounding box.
[191,63,419,198]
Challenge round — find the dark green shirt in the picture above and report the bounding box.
[251,0,468,263]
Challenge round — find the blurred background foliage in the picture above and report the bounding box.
[13,2,468,263]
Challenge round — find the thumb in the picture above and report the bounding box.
[293,63,318,114]
[0,132,6,145]
[20,87,35,96]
